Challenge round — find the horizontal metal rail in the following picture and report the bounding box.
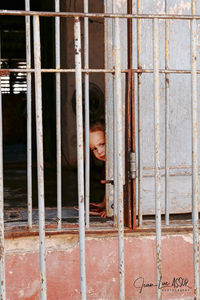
[1,10,200,20]
[2,68,200,74]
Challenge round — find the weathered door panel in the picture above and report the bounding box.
[132,0,200,215]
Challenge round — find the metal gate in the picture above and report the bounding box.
[0,0,200,299]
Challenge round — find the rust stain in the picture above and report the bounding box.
[0,70,10,76]
[0,241,3,258]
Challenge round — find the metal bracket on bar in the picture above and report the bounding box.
[129,152,136,179]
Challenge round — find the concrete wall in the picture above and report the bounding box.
[5,231,195,299]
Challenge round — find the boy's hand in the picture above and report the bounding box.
[90,202,105,209]
[100,210,106,218]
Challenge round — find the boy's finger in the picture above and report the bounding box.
[100,180,106,184]
[100,211,106,218]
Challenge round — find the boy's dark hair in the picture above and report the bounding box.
[90,119,105,132]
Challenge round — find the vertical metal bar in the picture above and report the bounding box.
[114,15,125,300]
[137,0,143,226]
[191,1,199,299]
[104,0,115,219]
[165,0,170,225]
[0,31,6,300]
[84,0,90,229]
[125,0,136,229]
[113,0,118,227]
[129,0,137,230]
[55,0,62,230]
[25,0,32,228]
[74,17,87,300]
[153,18,162,300]
[125,68,133,228]
[125,0,132,228]
[33,15,47,300]
[131,70,137,230]
[113,93,118,225]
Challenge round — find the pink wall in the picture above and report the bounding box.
[5,232,195,299]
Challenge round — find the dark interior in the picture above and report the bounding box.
[0,0,105,222]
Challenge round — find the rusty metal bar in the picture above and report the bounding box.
[137,0,143,226]
[125,0,133,229]
[131,70,137,230]
[3,67,200,74]
[1,10,200,20]
[33,15,47,300]
[153,18,162,300]
[25,0,32,228]
[125,0,136,229]
[114,15,125,300]
[84,0,90,229]
[125,69,132,228]
[74,17,86,300]
[164,0,170,226]
[55,0,62,230]
[0,31,6,300]
[191,1,199,298]
[128,2,137,230]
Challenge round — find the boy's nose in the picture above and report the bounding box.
[98,148,103,154]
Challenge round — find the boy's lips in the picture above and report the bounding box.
[100,155,105,160]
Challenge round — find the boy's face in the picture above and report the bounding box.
[89,130,105,161]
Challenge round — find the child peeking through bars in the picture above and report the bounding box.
[89,120,106,218]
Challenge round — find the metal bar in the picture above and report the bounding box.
[112,0,117,225]
[2,10,200,20]
[153,18,162,300]
[55,0,62,230]
[25,0,32,228]
[113,0,118,227]
[0,31,6,300]
[128,0,137,230]
[164,0,170,225]
[74,17,86,300]
[3,67,200,74]
[124,0,135,229]
[191,1,199,298]
[131,69,137,230]
[84,0,90,229]
[104,0,115,220]
[114,15,125,300]
[137,0,143,226]
[33,15,47,300]
[125,69,132,228]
